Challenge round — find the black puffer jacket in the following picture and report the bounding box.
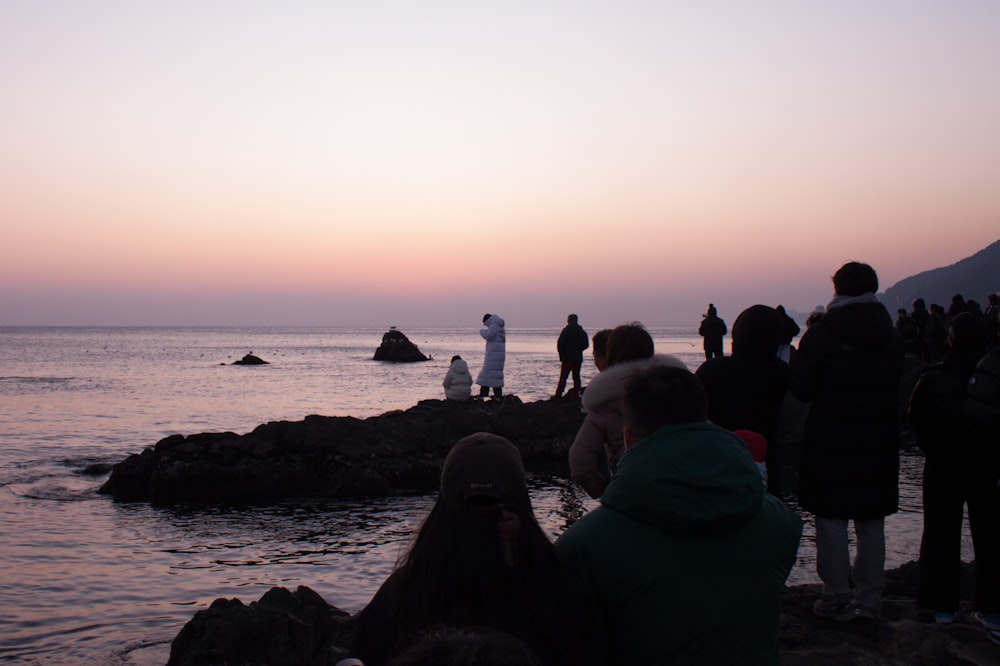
[908,352,982,458]
[696,305,788,446]
[789,299,904,519]
[967,347,1000,477]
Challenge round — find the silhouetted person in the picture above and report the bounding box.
[698,304,727,360]
[696,305,791,493]
[790,261,904,621]
[912,298,930,361]
[986,293,1000,349]
[555,314,589,398]
[926,304,948,362]
[909,313,997,626]
[896,308,919,356]
[775,304,801,363]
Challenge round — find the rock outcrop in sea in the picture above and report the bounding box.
[232,353,269,365]
[166,562,999,666]
[372,328,429,362]
[98,396,584,503]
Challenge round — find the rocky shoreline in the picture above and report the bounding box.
[167,562,998,665]
[99,396,586,503]
[96,395,999,664]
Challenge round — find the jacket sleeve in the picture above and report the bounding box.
[569,417,610,499]
[443,369,452,390]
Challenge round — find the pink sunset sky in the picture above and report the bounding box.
[2,2,998,327]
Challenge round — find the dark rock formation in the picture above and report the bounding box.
[233,353,269,365]
[98,396,584,503]
[373,328,429,362]
[169,563,999,666]
[167,585,353,666]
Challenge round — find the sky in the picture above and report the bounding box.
[2,1,998,327]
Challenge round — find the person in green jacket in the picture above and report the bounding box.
[556,365,802,665]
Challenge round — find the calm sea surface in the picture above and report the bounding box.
[0,326,959,664]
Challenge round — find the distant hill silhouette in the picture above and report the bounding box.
[881,239,1000,310]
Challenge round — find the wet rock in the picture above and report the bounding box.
[373,328,429,362]
[167,585,352,666]
[98,397,585,503]
[233,353,269,365]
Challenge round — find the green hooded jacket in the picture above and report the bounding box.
[556,422,802,665]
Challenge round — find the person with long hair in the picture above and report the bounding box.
[350,433,604,666]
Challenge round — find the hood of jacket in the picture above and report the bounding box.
[582,354,687,412]
[731,305,783,359]
[485,314,505,328]
[822,299,897,351]
[601,421,764,536]
[449,358,470,375]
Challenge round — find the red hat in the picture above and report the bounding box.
[734,429,767,463]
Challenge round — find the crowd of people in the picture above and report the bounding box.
[346,265,1000,665]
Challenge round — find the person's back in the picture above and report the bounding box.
[351,433,603,666]
[443,356,473,401]
[557,366,801,664]
[698,304,727,359]
[789,261,904,622]
[555,314,589,397]
[696,305,789,487]
[791,292,904,518]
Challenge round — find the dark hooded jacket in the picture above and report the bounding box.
[967,346,1000,477]
[556,422,801,665]
[789,296,904,519]
[909,351,983,459]
[557,321,590,363]
[695,305,789,448]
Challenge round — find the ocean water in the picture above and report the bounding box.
[0,326,955,664]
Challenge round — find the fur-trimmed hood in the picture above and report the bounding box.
[582,354,688,412]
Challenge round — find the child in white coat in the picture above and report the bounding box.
[443,355,473,401]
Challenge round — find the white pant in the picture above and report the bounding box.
[814,516,886,611]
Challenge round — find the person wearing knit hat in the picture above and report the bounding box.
[350,433,605,666]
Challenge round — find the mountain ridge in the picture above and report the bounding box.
[881,239,1000,310]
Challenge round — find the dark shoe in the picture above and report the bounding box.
[813,599,857,622]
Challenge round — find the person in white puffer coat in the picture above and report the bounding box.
[476,313,506,398]
[442,355,473,401]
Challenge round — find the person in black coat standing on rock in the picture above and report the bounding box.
[790,261,905,622]
[909,313,998,626]
[555,314,589,398]
[698,304,727,360]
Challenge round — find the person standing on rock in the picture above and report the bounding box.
[790,261,904,622]
[555,314,589,398]
[477,313,506,399]
[698,304,727,360]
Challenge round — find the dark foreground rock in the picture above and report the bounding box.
[168,563,999,666]
[373,328,429,362]
[99,396,585,503]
